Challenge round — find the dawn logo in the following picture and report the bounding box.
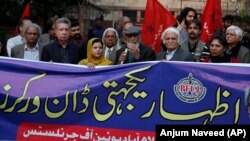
[174,73,207,103]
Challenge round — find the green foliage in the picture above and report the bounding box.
[238,10,250,22]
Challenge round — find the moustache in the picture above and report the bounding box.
[189,32,196,36]
[73,34,81,39]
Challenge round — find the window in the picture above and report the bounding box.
[123,10,137,22]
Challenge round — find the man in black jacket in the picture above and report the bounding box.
[115,26,155,64]
[41,18,84,64]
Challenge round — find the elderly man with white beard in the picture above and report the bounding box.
[115,26,155,64]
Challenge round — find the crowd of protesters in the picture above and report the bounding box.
[0,7,250,69]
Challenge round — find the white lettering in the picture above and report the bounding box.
[160,129,167,136]
[160,129,189,138]
[192,129,224,136]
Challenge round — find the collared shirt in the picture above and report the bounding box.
[56,43,70,63]
[41,41,84,64]
[105,47,113,58]
[60,46,70,63]
[24,44,40,61]
[165,49,177,61]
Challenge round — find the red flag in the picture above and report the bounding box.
[20,3,31,19]
[141,0,176,53]
[200,0,223,44]
[14,3,31,35]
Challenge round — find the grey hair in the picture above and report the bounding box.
[226,25,243,40]
[23,23,42,36]
[161,27,181,44]
[54,17,71,29]
[102,28,121,50]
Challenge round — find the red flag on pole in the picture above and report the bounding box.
[200,0,223,44]
[14,3,31,35]
[141,0,176,53]
[20,3,31,19]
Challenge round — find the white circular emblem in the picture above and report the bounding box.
[174,73,206,103]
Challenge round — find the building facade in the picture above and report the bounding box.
[91,0,246,23]
[64,0,248,38]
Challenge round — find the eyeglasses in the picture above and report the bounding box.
[126,34,139,37]
[26,33,39,36]
[105,35,116,39]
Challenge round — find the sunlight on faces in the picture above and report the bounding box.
[92,42,103,59]
[55,23,70,42]
[163,32,179,52]
[209,39,225,57]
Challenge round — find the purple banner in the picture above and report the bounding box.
[0,57,250,140]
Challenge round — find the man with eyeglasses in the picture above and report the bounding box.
[115,26,155,64]
[225,25,250,63]
[11,23,43,61]
[102,28,121,63]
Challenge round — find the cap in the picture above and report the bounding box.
[125,26,141,35]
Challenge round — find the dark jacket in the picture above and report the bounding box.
[11,43,43,60]
[115,43,156,64]
[41,41,84,64]
[156,47,194,62]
